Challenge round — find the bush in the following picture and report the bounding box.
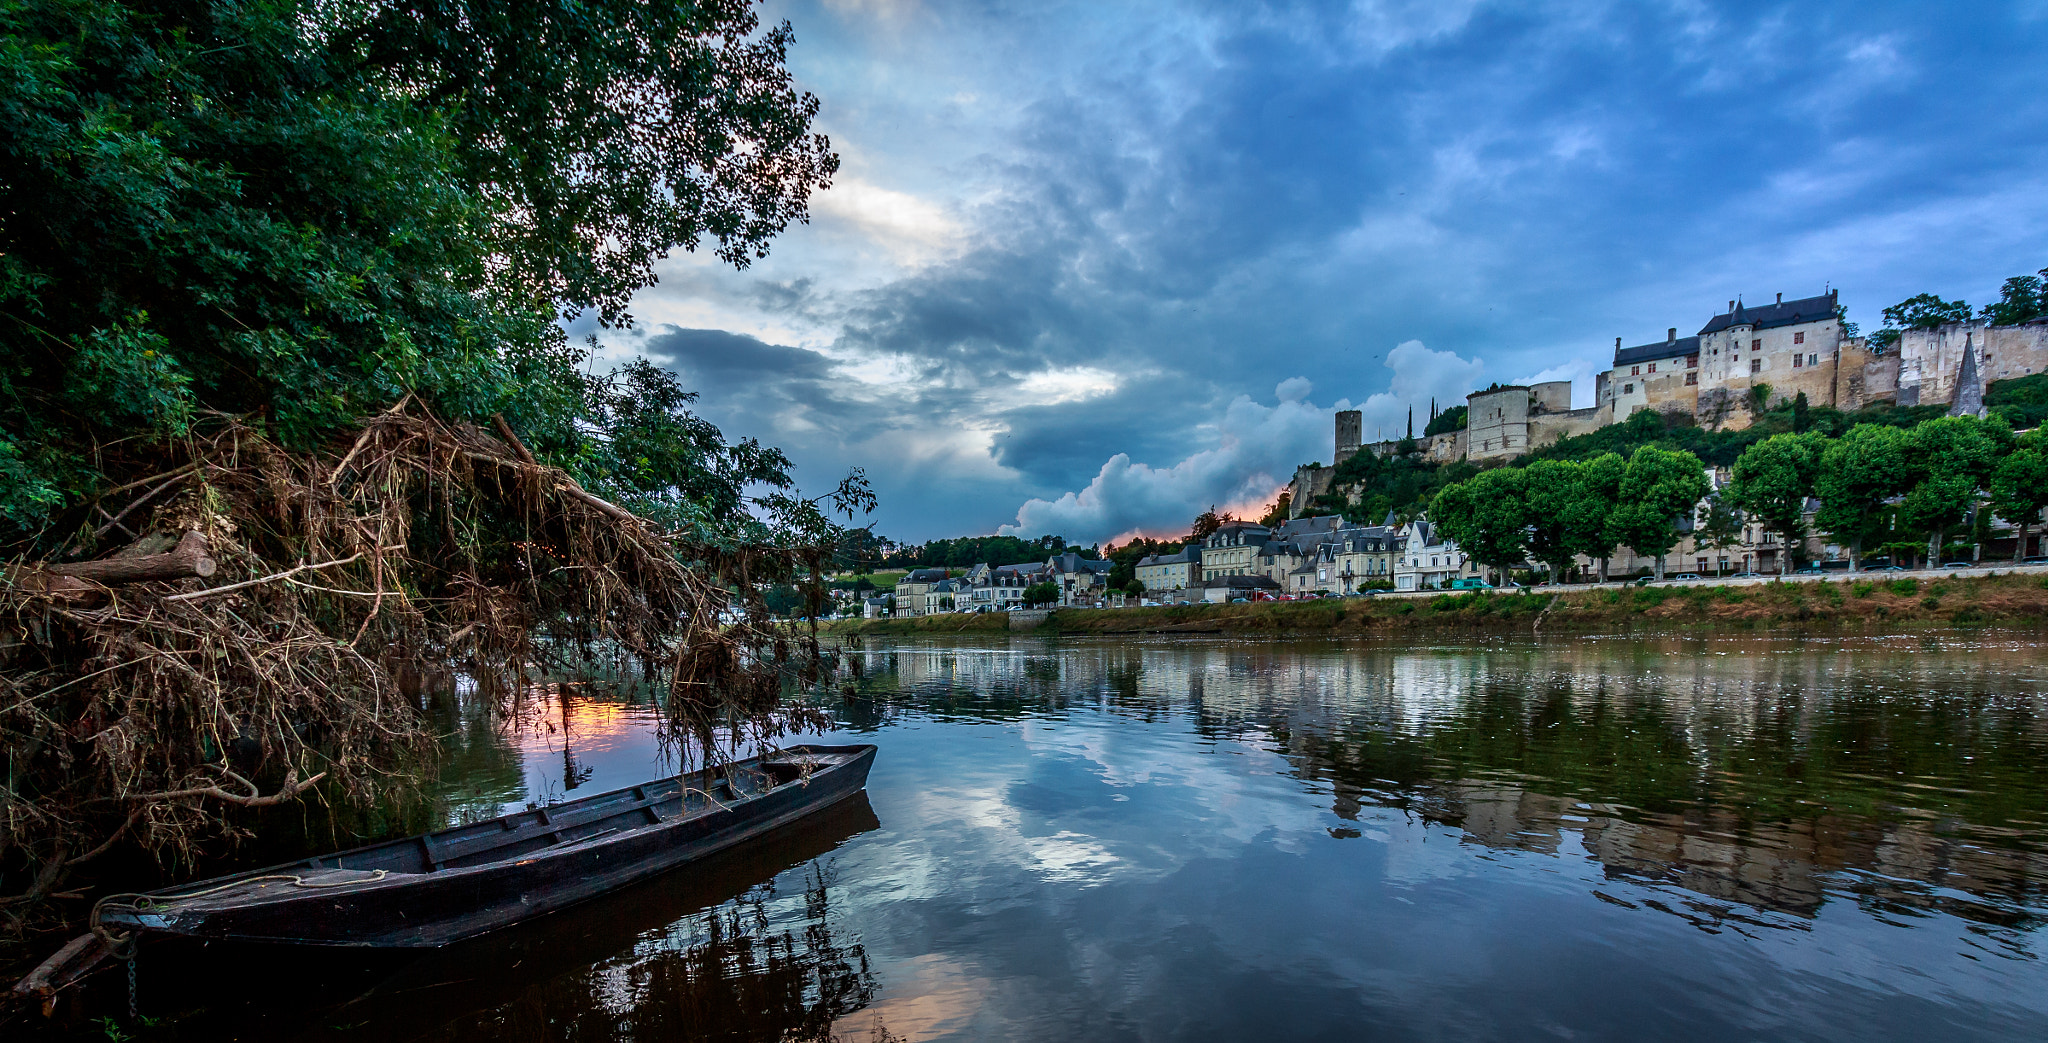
[1889,578,1920,596]
[1852,581,1875,598]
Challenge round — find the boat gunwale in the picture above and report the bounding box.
[123,744,876,909]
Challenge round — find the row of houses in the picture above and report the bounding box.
[880,552,1118,617]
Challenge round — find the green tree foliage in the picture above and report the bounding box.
[1022,581,1059,608]
[1988,434,2048,563]
[1987,373,2048,430]
[1428,467,1528,577]
[1520,459,1583,576]
[1189,507,1226,542]
[1567,453,1627,580]
[1978,269,2048,327]
[1608,446,1709,579]
[1814,424,1912,568]
[883,534,1067,569]
[1258,493,1291,527]
[1901,415,2010,564]
[1792,391,1811,433]
[1728,433,1825,575]
[1883,293,1973,331]
[0,0,836,544]
[1310,449,1476,524]
[1423,404,1467,437]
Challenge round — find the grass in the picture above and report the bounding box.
[817,572,2048,636]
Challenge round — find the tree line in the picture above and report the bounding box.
[1429,412,2048,581]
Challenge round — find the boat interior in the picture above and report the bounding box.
[155,747,862,895]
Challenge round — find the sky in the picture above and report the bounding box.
[581,0,2048,546]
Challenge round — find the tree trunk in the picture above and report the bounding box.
[2016,520,2031,565]
[1928,527,1943,568]
[1848,535,1861,573]
[15,531,217,597]
[1654,554,1665,581]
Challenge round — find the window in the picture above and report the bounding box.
[1648,362,1657,373]
[1793,354,1803,368]
[1751,338,1762,351]
[1809,353,1819,366]
[1686,355,1699,368]
[1631,365,1640,376]
[1750,358,1762,374]
[1623,383,1634,394]
[1685,371,1698,386]
[1794,331,1805,345]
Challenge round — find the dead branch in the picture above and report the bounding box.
[164,549,389,602]
[46,530,216,585]
[125,767,327,807]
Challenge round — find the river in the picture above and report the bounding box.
[134,630,2048,1041]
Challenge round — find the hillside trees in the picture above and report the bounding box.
[1567,453,1628,581]
[1901,416,2010,563]
[1428,468,1529,582]
[1607,447,1710,580]
[1989,435,2048,563]
[1813,425,1912,569]
[1727,433,1825,576]
[1520,459,1585,578]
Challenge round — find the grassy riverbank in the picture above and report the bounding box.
[823,572,2048,636]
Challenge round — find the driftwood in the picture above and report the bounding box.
[9,933,111,1017]
[45,530,217,585]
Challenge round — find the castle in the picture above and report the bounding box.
[1290,289,2048,513]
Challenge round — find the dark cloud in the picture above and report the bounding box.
[613,0,2048,542]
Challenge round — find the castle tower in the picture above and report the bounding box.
[1334,410,1362,465]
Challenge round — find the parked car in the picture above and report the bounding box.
[1863,564,1907,572]
[2025,556,2048,565]
[1669,573,1702,582]
[1451,577,1493,590]
[1939,561,1975,569]
[1794,564,1827,575]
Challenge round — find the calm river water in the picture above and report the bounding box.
[156,631,2048,1041]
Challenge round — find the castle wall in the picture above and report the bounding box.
[1896,321,2048,407]
[1832,337,1899,411]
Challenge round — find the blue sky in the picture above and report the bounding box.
[586,0,2048,545]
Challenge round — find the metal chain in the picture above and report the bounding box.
[126,952,138,1019]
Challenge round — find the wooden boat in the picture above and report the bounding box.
[93,744,877,949]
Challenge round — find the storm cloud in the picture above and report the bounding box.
[594,0,2048,544]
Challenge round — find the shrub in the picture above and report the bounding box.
[1852,581,1875,598]
[1889,578,1920,596]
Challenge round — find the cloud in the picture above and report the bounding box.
[999,383,1331,543]
[1351,341,1486,441]
[1511,357,1599,409]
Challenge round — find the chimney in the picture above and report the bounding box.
[1615,336,1622,350]
[1776,292,1783,305]
[1667,327,1676,345]
[1728,300,1736,313]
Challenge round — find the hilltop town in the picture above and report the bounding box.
[853,281,2048,618]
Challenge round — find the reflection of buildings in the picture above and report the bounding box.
[845,636,2048,929]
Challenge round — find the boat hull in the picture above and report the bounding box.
[98,744,876,948]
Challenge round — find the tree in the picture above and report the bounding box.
[1884,293,1973,331]
[1987,435,2048,563]
[1424,404,1467,437]
[1792,391,1811,433]
[1902,415,2009,565]
[1429,468,1530,582]
[0,0,838,540]
[1568,453,1628,582]
[1190,507,1225,542]
[1815,424,1912,570]
[1259,493,1292,527]
[1022,581,1059,608]
[1978,270,2047,327]
[1608,446,1709,580]
[1695,494,1746,572]
[1520,459,1583,579]
[1728,433,1825,576]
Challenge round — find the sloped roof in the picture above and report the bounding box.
[1614,335,1702,367]
[1697,291,1838,336]
[903,568,949,582]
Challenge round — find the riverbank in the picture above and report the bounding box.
[822,571,2048,636]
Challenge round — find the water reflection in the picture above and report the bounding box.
[841,634,2048,938]
[93,631,2048,1041]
